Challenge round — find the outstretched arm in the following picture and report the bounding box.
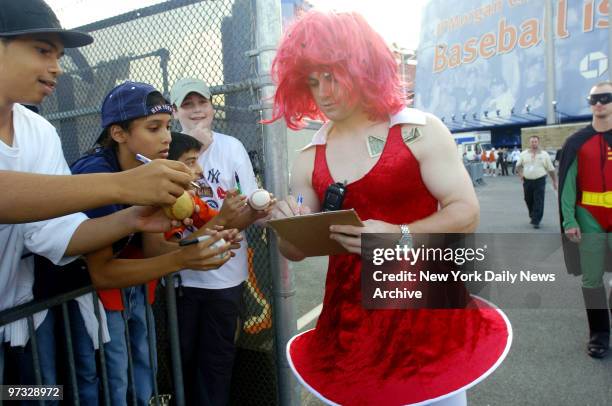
[1,160,192,223]
[64,205,182,257]
[86,230,233,289]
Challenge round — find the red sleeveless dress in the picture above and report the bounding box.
[287,126,512,405]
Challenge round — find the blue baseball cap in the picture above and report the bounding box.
[100,81,172,128]
[97,81,172,144]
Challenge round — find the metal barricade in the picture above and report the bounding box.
[466,162,485,186]
[0,282,167,406]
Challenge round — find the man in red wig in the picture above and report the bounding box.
[269,10,511,406]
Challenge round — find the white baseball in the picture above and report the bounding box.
[199,236,229,259]
[248,189,271,211]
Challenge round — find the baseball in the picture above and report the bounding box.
[248,189,271,211]
[163,191,195,220]
[199,236,229,259]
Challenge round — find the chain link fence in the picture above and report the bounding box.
[40,1,278,404]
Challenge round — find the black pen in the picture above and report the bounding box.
[179,235,211,247]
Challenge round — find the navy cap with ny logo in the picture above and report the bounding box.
[0,0,93,48]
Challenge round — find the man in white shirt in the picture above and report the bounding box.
[516,136,558,228]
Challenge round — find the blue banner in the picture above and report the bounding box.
[414,0,609,131]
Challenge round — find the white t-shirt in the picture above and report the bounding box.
[178,131,258,289]
[511,150,521,162]
[0,104,87,346]
[517,149,554,180]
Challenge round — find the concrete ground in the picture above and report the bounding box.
[291,174,612,406]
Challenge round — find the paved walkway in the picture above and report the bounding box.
[294,174,612,406]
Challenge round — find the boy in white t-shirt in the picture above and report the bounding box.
[170,77,273,405]
[0,5,193,225]
[0,0,194,390]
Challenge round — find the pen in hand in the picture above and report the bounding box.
[296,194,303,214]
[234,172,242,194]
[178,235,230,259]
[179,235,210,246]
[135,154,152,165]
[179,235,226,247]
[135,154,201,190]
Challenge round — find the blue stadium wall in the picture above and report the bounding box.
[414,0,609,147]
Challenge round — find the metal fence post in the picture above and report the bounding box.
[254,0,298,405]
[609,0,612,83]
[163,275,185,406]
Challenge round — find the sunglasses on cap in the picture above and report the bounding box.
[587,92,612,106]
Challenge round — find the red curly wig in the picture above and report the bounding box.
[268,10,405,130]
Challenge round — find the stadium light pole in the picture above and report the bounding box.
[544,0,557,125]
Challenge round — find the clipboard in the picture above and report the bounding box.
[267,209,363,257]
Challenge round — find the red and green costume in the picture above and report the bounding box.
[558,125,612,357]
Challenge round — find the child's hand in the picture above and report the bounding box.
[129,206,173,233]
[250,194,277,222]
[174,229,235,270]
[190,120,214,144]
[120,160,192,206]
[218,189,248,224]
[128,205,195,233]
[197,225,241,249]
[225,228,242,250]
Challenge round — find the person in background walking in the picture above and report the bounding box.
[558,81,612,358]
[510,147,521,175]
[516,136,557,229]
